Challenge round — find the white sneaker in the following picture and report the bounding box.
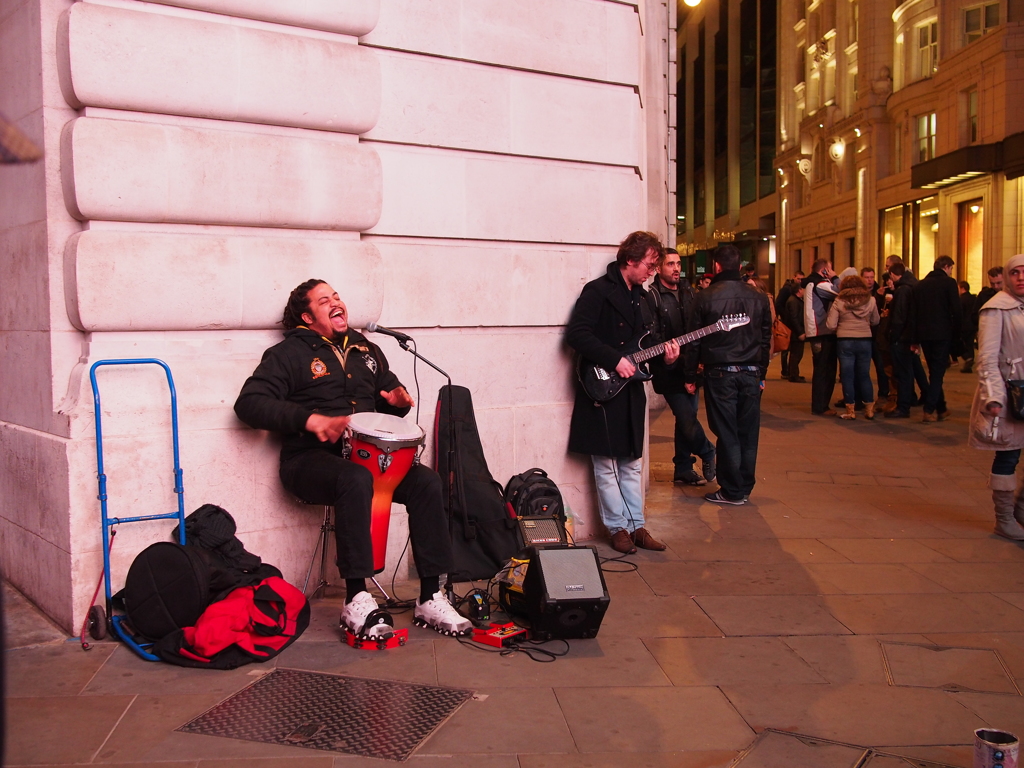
[413,590,473,636]
[339,591,393,639]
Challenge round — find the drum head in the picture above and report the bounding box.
[348,411,424,445]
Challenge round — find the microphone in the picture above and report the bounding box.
[365,321,412,342]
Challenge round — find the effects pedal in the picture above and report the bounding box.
[466,589,490,621]
[472,622,528,648]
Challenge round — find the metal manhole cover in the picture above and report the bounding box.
[880,642,1020,694]
[177,668,473,761]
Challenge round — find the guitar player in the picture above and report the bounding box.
[565,231,678,555]
[683,245,773,506]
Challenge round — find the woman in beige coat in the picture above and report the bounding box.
[970,253,1024,539]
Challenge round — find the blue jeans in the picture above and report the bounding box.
[993,450,1021,476]
[703,369,762,500]
[592,455,644,534]
[837,338,874,405]
[663,391,714,475]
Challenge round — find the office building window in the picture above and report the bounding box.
[849,0,859,44]
[916,112,937,163]
[965,3,999,45]
[760,0,777,198]
[917,20,938,78]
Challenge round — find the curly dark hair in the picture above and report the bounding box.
[281,279,327,329]
[615,231,664,266]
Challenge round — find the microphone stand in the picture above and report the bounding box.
[396,338,457,604]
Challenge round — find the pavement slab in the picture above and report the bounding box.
[643,636,829,685]
[693,595,853,636]
[822,593,1024,634]
[720,683,986,746]
[554,685,754,752]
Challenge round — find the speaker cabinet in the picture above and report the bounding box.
[522,546,609,641]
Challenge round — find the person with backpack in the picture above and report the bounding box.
[234,280,471,642]
[645,248,716,486]
[566,231,675,554]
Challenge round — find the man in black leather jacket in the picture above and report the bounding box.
[684,245,772,505]
[234,279,471,642]
[645,248,716,486]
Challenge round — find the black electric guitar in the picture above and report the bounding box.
[577,313,751,403]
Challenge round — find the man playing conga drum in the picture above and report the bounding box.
[234,279,471,641]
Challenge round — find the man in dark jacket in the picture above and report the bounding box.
[884,263,917,418]
[684,244,772,505]
[234,279,471,641]
[566,231,678,554]
[645,248,716,486]
[913,256,962,421]
[782,285,806,381]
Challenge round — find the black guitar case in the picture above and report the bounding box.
[434,385,519,582]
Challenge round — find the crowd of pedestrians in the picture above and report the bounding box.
[756,253,1024,542]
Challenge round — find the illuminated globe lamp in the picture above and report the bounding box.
[683,0,702,7]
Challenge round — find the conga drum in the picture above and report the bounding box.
[346,412,425,574]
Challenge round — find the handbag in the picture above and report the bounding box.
[772,316,791,354]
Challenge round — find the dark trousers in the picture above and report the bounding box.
[280,450,453,580]
[920,339,951,414]
[780,349,789,377]
[994,449,1022,475]
[810,335,838,413]
[663,390,715,475]
[703,369,762,500]
[872,340,889,398]
[891,341,917,414]
[787,337,805,380]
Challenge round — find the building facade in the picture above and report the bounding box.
[776,0,1024,285]
[0,0,674,632]
[675,0,779,284]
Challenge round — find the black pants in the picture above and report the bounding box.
[809,335,838,413]
[663,390,714,475]
[280,450,453,580]
[787,338,805,380]
[703,369,762,500]
[920,339,951,415]
[891,341,917,414]
[780,349,789,377]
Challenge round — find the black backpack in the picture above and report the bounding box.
[121,542,213,641]
[504,468,566,522]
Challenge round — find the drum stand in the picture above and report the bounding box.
[302,503,393,602]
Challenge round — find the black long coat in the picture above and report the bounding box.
[565,262,649,459]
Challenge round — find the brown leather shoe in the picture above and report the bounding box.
[610,529,637,554]
[631,527,667,551]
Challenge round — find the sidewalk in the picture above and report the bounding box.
[5,359,1024,768]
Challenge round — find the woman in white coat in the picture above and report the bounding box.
[970,253,1024,539]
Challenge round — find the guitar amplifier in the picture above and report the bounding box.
[517,516,567,547]
[521,546,609,641]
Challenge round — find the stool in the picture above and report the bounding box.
[299,501,393,602]
[302,503,334,599]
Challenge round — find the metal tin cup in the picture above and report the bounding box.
[975,728,1019,768]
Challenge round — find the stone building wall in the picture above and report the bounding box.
[0,0,670,631]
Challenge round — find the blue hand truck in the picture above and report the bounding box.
[84,358,187,661]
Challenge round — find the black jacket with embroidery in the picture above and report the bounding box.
[234,327,407,460]
[645,275,694,394]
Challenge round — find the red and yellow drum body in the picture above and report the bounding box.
[346,412,425,574]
